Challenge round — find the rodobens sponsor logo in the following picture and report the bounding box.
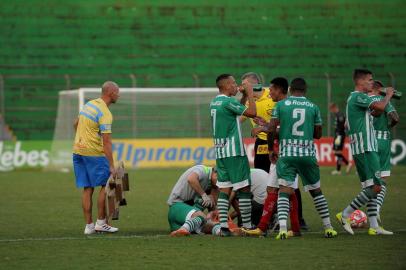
[0,141,49,171]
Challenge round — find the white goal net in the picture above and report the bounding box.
[49,87,240,170]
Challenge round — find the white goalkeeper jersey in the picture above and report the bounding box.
[167,165,212,206]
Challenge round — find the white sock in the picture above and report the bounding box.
[96,219,106,225]
[369,216,379,229]
[86,223,94,228]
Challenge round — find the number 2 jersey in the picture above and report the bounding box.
[209,94,247,159]
[272,96,322,157]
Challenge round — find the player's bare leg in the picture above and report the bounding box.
[82,187,95,234]
[97,186,106,220]
[95,186,118,233]
[82,187,94,224]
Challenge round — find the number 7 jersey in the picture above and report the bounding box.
[210,94,247,159]
[272,96,322,157]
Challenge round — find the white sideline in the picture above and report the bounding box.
[1,229,406,243]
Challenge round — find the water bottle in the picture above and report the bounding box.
[380,88,402,100]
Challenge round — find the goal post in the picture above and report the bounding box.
[49,87,227,171]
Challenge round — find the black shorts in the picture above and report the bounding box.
[254,138,270,173]
[251,200,264,226]
[333,135,345,151]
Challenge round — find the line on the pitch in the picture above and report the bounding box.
[1,229,406,243]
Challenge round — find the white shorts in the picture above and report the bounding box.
[267,163,299,189]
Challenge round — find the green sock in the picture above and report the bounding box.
[376,185,387,213]
[238,191,252,228]
[217,192,229,228]
[277,192,290,232]
[366,198,379,228]
[312,192,332,229]
[343,188,374,218]
[182,216,205,233]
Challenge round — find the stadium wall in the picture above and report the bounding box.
[0,0,405,140]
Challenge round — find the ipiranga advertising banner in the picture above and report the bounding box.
[0,138,405,171]
[111,138,406,168]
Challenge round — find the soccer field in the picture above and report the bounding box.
[1,166,405,270]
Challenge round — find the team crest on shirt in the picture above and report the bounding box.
[285,100,292,106]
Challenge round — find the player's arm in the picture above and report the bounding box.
[73,117,79,131]
[187,172,206,196]
[313,106,323,139]
[229,191,240,220]
[240,94,248,106]
[187,173,214,208]
[241,81,256,118]
[99,111,115,176]
[370,87,394,116]
[102,133,115,176]
[314,125,322,139]
[388,111,399,128]
[267,118,279,153]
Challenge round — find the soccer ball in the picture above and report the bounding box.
[350,210,368,228]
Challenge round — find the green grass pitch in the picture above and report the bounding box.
[0,166,405,269]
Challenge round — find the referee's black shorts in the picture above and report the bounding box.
[254,138,270,173]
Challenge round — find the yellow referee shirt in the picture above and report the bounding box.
[73,98,113,156]
[250,88,275,140]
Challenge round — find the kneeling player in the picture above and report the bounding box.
[167,165,218,236]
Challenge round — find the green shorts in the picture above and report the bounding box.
[353,151,383,188]
[216,155,251,190]
[377,139,391,177]
[276,156,320,191]
[168,202,200,232]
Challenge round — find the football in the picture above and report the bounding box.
[350,210,368,228]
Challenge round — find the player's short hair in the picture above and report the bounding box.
[373,80,384,89]
[241,72,261,84]
[353,69,373,82]
[270,77,288,94]
[216,74,232,88]
[290,78,307,93]
[329,103,337,109]
[102,81,119,94]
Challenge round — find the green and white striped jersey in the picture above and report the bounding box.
[272,96,321,157]
[210,94,247,159]
[346,91,378,155]
[370,95,396,140]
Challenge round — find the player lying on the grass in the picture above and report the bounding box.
[244,77,301,237]
[229,167,300,236]
[167,165,218,236]
[336,69,395,236]
[270,78,337,240]
[368,80,399,222]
